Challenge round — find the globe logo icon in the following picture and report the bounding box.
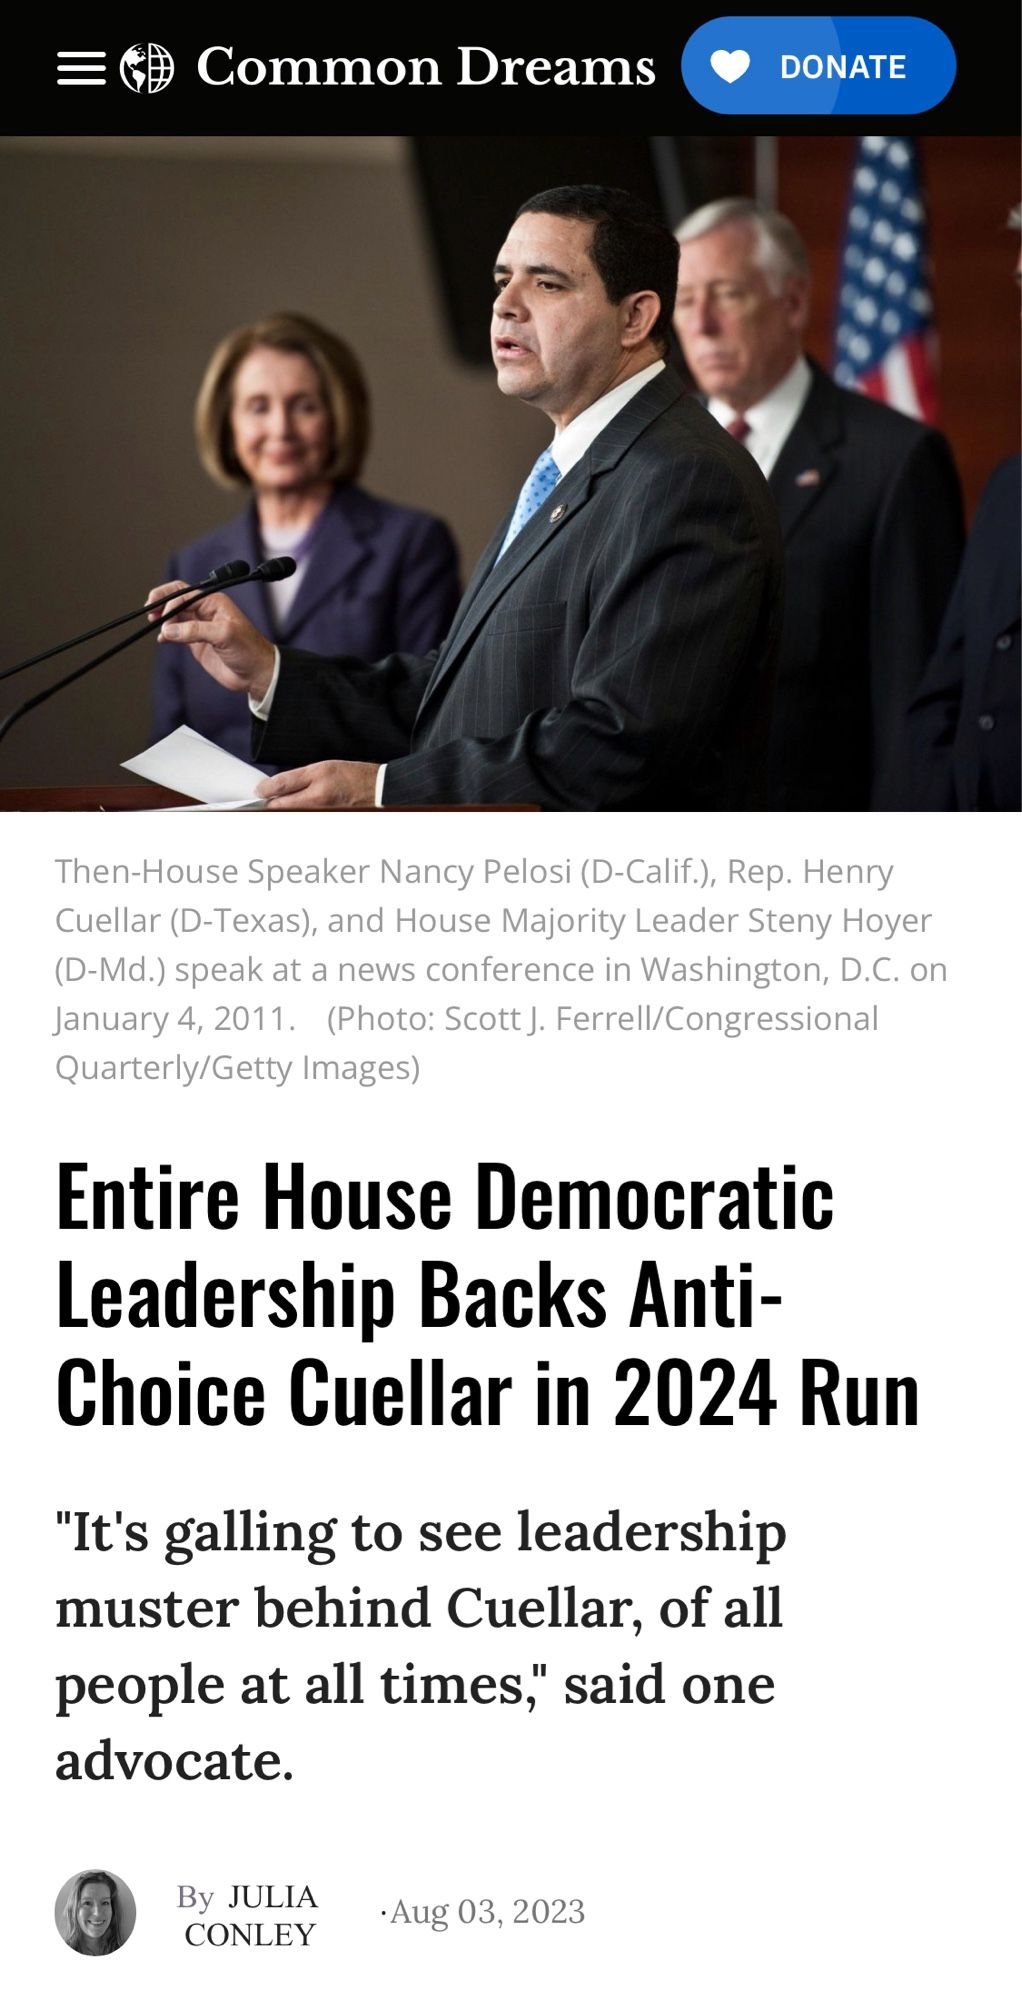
[119,43,174,93]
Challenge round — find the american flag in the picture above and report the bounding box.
[832,136,938,422]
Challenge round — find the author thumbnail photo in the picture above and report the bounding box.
[55,1870,136,1957]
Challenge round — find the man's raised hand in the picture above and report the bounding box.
[146,580,276,701]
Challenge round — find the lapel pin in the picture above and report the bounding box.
[550,504,566,522]
[794,468,821,487]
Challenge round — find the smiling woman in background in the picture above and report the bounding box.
[61,1872,125,1955]
[152,311,460,762]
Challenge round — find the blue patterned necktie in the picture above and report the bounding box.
[497,446,561,559]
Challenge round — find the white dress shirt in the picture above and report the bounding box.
[252,358,668,804]
[707,352,812,480]
[547,356,665,476]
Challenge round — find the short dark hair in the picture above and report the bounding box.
[515,185,679,352]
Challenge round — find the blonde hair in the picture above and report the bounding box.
[194,311,370,489]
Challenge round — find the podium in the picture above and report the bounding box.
[0,785,192,811]
[0,786,537,812]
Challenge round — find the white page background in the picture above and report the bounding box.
[4,810,1016,1995]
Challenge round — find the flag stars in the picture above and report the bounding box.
[835,136,936,421]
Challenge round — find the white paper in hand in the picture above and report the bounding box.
[121,725,267,808]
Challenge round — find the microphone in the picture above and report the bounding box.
[0,565,263,750]
[202,560,253,586]
[0,559,252,684]
[246,556,298,584]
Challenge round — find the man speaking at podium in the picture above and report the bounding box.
[152,186,781,811]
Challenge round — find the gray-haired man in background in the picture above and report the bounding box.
[674,197,964,809]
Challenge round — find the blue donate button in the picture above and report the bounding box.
[681,17,956,114]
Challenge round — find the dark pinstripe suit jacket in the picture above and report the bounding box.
[255,371,782,809]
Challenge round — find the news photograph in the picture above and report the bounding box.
[0,119,1017,811]
[1,18,1019,2000]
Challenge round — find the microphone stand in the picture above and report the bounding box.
[0,560,252,685]
[0,578,245,749]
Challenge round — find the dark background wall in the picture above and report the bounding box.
[2,138,539,786]
[1,133,1017,788]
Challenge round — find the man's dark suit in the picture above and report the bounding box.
[764,362,964,809]
[874,455,1021,811]
[256,372,782,810]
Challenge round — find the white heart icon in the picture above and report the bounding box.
[710,48,751,83]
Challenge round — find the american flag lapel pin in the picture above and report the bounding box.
[794,468,821,487]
